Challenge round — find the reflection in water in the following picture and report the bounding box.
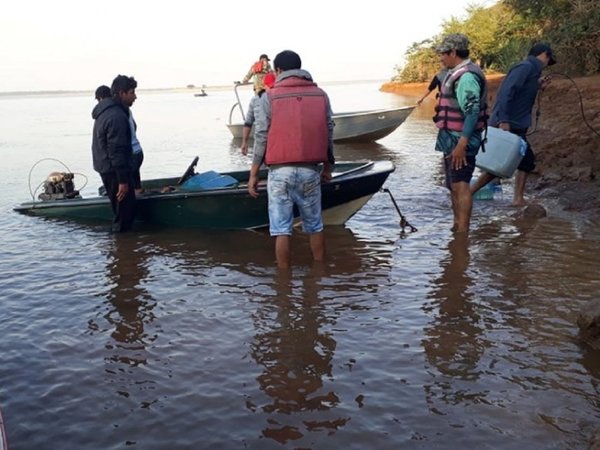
[91,233,159,413]
[242,226,394,445]
[250,268,348,444]
[422,234,489,407]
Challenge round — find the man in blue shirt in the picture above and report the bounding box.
[471,44,556,205]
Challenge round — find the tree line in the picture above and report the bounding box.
[395,0,600,82]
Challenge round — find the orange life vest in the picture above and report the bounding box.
[252,61,264,74]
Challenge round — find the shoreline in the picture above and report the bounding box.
[381,73,600,218]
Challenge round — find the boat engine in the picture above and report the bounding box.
[38,172,81,201]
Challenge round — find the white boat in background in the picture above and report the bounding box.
[226,83,414,143]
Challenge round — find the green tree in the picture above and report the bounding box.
[393,0,600,82]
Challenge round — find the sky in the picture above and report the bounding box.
[0,0,496,92]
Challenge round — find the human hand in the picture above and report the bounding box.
[241,141,248,155]
[116,183,129,202]
[447,142,467,170]
[248,174,259,198]
[540,75,552,90]
[498,122,510,132]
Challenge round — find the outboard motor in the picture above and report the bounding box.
[38,172,80,201]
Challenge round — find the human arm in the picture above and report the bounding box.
[248,162,261,198]
[448,72,483,169]
[248,93,271,197]
[417,89,433,105]
[242,65,254,84]
[241,126,251,155]
[241,97,257,155]
[493,62,530,127]
[322,93,335,182]
[106,114,133,199]
[417,75,439,105]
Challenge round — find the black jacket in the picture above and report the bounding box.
[91,98,132,183]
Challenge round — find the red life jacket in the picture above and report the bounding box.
[433,61,488,132]
[265,77,329,165]
[252,61,264,74]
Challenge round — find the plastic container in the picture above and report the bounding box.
[471,180,495,200]
[476,127,527,178]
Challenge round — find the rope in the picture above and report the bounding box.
[529,73,600,139]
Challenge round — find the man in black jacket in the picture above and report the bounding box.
[91,74,138,232]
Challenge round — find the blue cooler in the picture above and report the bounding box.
[471,180,495,200]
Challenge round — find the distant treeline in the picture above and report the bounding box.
[395,0,600,82]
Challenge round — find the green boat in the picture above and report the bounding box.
[14,159,395,230]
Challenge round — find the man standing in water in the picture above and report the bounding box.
[433,34,488,233]
[248,50,335,269]
[92,74,138,232]
[470,43,556,205]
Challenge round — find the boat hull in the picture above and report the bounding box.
[227,106,414,142]
[14,161,395,230]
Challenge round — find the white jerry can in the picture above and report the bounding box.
[476,127,527,178]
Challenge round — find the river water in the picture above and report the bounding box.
[1,82,599,449]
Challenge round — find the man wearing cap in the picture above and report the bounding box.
[433,33,488,233]
[242,53,273,93]
[471,43,556,206]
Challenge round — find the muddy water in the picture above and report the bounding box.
[0,84,599,449]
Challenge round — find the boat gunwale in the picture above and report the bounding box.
[14,160,393,211]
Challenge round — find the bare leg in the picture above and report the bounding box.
[275,235,291,269]
[451,181,473,233]
[470,171,495,195]
[309,231,325,262]
[513,170,527,206]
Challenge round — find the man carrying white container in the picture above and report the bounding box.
[471,43,556,206]
[433,33,488,233]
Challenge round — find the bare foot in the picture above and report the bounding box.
[451,224,458,232]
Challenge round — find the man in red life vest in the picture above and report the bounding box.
[248,50,335,269]
[241,53,273,93]
[433,34,488,233]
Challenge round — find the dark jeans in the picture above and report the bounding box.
[100,172,136,232]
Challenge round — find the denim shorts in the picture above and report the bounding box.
[267,165,323,236]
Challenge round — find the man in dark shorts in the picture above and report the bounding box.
[433,33,488,233]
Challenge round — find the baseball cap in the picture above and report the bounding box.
[436,33,470,53]
[259,54,270,61]
[529,43,557,65]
